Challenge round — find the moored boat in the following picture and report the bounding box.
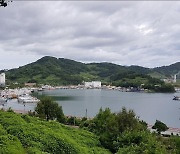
[18,95,40,103]
[173,96,180,101]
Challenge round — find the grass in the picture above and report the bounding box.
[0,110,110,154]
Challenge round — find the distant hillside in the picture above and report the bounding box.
[5,56,88,85]
[2,56,180,87]
[152,62,180,77]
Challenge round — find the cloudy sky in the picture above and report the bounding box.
[0,1,180,69]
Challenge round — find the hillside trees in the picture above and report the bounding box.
[4,56,177,92]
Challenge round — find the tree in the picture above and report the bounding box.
[152,120,169,134]
[85,107,145,153]
[116,107,140,133]
[35,96,65,123]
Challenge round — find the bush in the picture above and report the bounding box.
[116,131,167,154]
[82,107,146,153]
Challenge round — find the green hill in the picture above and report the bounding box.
[152,62,180,77]
[5,56,88,85]
[2,56,179,88]
[0,110,110,154]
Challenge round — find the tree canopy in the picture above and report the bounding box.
[35,96,65,123]
[81,107,148,153]
[152,120,169,133]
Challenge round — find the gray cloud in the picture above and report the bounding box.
[0,1,180,69]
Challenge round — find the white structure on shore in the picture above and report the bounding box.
[84,81,101,88]
[0,73,5,86]
[173,74,177,83]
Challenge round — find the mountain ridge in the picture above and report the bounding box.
[1,56,180,86]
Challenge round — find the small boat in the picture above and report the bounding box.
[173,96,180,101]
[0,97,8,103]
[18,94,40,103]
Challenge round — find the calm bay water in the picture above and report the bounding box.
[4,89,180,128]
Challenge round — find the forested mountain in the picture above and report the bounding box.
[153,62,180,77]
[2,56,179,87]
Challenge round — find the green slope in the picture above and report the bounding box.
[5,56,88,85]
[153,62,180,76]
[2,56,180,86]
[0,110,110,154]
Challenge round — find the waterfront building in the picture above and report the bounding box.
[0,73,5,86]
[84,82,92,87]
[84,81,101,88]
[25,83,36,87]
[92,81,101,88]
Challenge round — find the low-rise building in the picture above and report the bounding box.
[25,83,36,87]
[84,81,101,88]
[84,82,92,87]
[92,81,101,88]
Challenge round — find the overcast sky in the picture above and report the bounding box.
[0,1,180,69]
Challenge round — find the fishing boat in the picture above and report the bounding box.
[173,96,180,101]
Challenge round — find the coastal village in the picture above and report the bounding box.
[0,1,180,153]
[0,72,180,137]
[1,72,180,103]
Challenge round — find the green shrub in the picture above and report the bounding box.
[0,134,24,154]
[0,110,110,154]
[116,131,167,154]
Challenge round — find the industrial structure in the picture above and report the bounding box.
[0,73,5,86]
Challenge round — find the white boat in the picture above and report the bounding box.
[18,95,40,103]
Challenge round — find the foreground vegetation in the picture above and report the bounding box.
[80,108,170,153]
[0,109,179,154]
[0,110,110,154]
[0,96,179,153]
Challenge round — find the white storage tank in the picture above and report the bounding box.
[0,73,5,86]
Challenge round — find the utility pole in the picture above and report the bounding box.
[23,103,25,114]
[85,108,87,119]
[73,116,75,126]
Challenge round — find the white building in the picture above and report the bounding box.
[92,81,101,88]
[173,74,177,83]
[84,81,101,88]
[0,73,5,86]
[84,82,92,87]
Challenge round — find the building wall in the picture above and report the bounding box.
[0,73,5,86]
[84,81,101,88]
[92,81,101,88]
[84,82,92,87]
